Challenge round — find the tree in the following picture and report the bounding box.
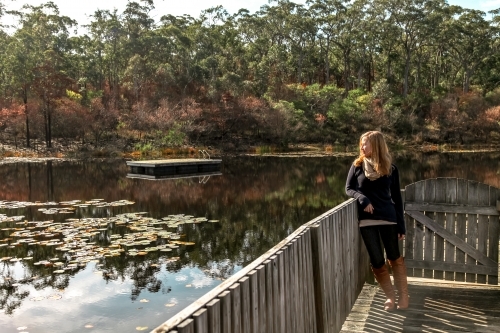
[7,2,76,148]
[446,9,496,93]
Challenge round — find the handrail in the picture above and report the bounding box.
[151,198,370,333]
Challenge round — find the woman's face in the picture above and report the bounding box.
[361,137,372,158]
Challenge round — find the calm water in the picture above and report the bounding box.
[0,152,499,332]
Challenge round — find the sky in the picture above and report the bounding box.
[2,0,499,30]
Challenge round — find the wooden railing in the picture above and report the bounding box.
[151,198,370,333]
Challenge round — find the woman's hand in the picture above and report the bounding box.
[398,233,405,241]
[363,204,374,214]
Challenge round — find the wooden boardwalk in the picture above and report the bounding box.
[341,277,500,333]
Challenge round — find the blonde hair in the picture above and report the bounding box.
[353,131,392,176]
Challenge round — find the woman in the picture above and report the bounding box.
[345,131,409,311]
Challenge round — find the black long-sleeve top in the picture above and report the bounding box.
[345,163,405,235]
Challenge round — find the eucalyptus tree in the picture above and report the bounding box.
[121,0,157,104]
[7,2,76,148]
[280,2,317,85]
[381,0,436,97]
[157,14,205,100]
[367,0,401,88]
[248,1,301,97]
[237,10,272,96]
[306,0,366,92]
[445,9,496,93]
[308,0,337,85]
[424,3,461,90]
[85,8,124,105]
[194,6,245,100]
[476,9,500,92]
[0,26,9,104]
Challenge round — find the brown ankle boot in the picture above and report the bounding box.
[389,256,409,310]
[372,264,396,311]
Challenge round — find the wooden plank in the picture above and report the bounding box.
[178,319,194,333]
[445,178,458,281]
[405,203,499,215]
[404,259,497,275]
[405,183,416,277]
[257,260,273,332]
[434,178,447,279]
[414,180,425,202]
[229,283,241,333]
[206,298,221,333]
[410,181,424,277]
[271,254,279,333]
[294,236,304,333]
[238,277,250,333]
[277,251,285,333]
[413,218,425,278]
[303,230,317,333]
[325,214,334,332]
[332,212,341,331]
[404,215,415,276]
[406,211,498,267]
[287,243,295,333]
[444,211,456,281]
[193,308,208,333]
[248,269,259,333]
[263,260,273,333]
[218,291,231,333]
[310,224,326,333]
[466,181,479,283]
[340,207,348,330]
[424,179,436,278]
[476,183,490,284]
[489,187,500,285]
[455,179,468,282]
[281,246,290,333]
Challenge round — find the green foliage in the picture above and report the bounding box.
[288,83,344,114]
[134,142,153,152]
[383,96,404,127]
[0,0,500,148]
[161,123,186,147]
[485,88,500,106]
[66,90,82,102]
[371,79,393,103]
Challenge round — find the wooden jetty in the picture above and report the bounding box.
[126,158,222,179]
[127,170,222,180]
[341,277,500,332]
[149,177,500,333]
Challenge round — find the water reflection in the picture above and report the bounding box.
[0,152,499,332]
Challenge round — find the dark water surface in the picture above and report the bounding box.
[0,152,499,332]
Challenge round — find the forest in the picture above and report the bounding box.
[0,0,500,155]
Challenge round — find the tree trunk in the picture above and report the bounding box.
[463,68,472,93]
[403,51,411,97]
[23,90,30,148]
[344,49,350,94]
[325,38,330,84]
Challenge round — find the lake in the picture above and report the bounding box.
[1,152,499,332]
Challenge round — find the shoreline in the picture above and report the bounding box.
[1,144,499,165]
[2,137,500,162]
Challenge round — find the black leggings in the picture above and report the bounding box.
[360,224,401,269]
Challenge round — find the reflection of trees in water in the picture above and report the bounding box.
[0,263,30,315]
[0,257,82,315]
[395,152,500,188]
[0,154,499,315]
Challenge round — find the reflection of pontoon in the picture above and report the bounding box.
[126,158,222,181]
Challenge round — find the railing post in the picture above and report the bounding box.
[310,223,326,333]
